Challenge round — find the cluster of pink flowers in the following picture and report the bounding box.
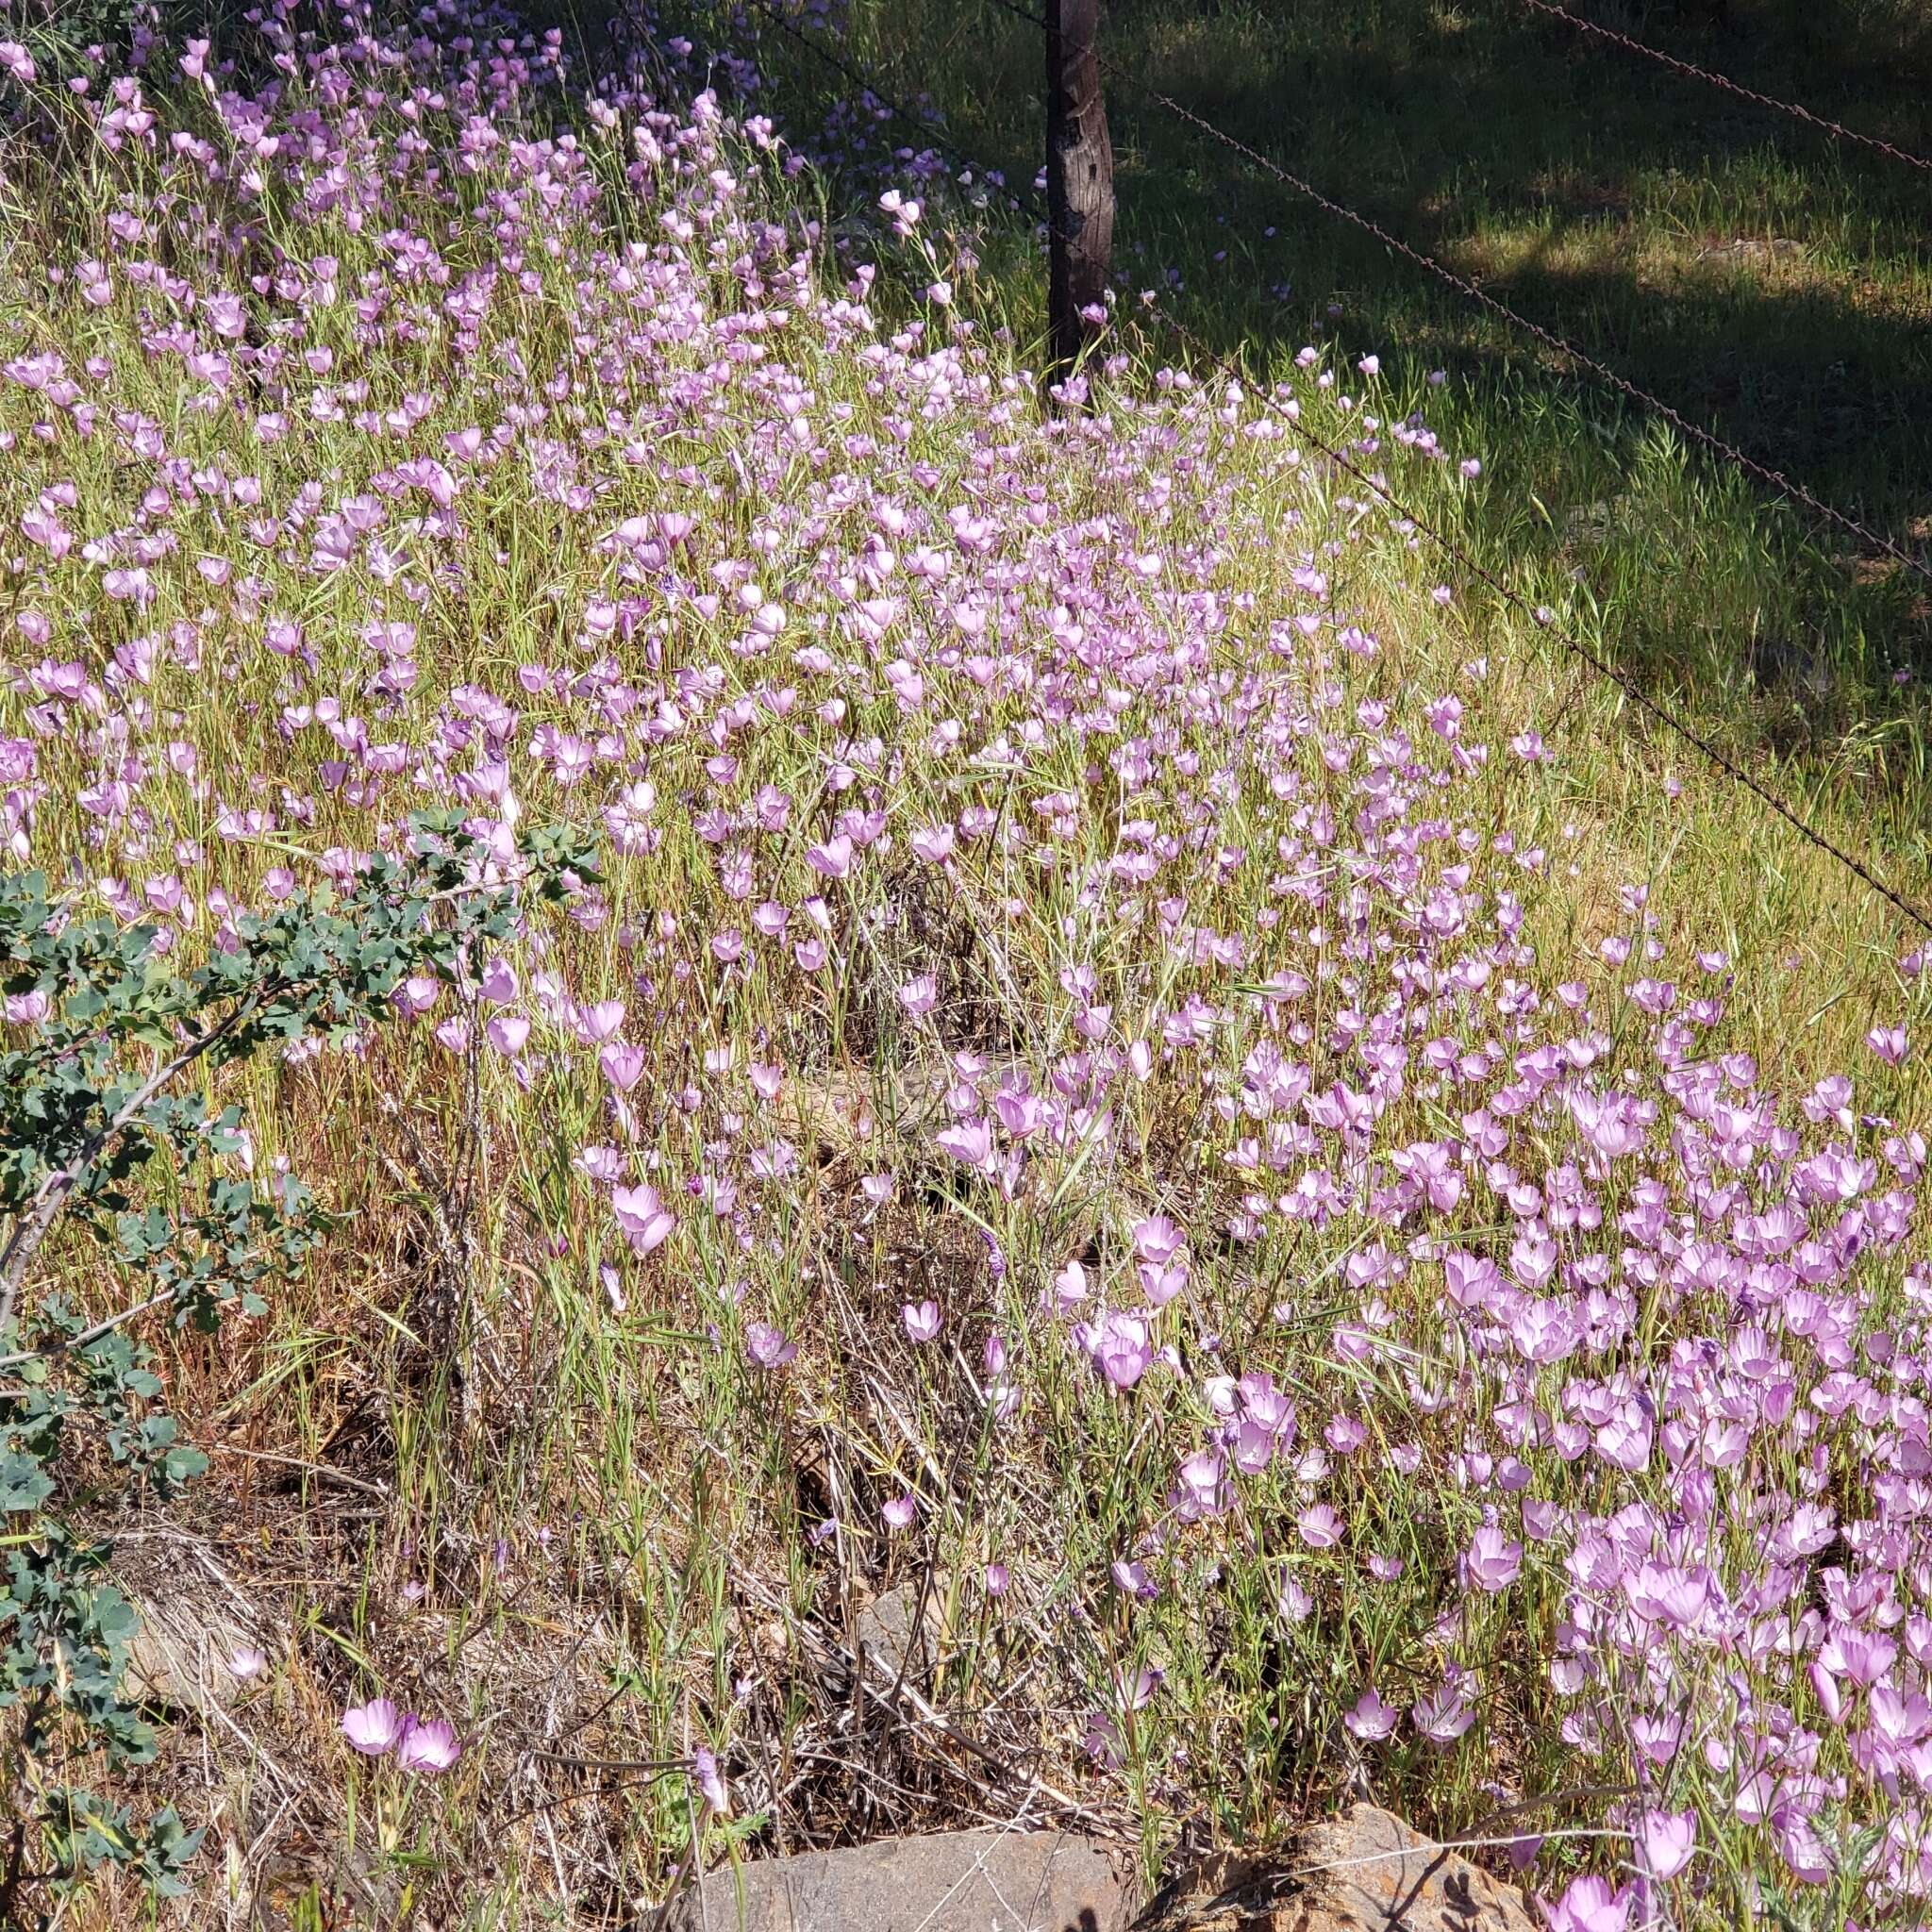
[2,1,1926,1922]
[341,1698,462,1774]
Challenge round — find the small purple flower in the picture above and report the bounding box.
[1084,1311,1154,1391]
[341,1697,405,1757]
[901,1299,941,1343]
[935,1120,995,1171]
[1410,1680,1474,1745]
[599,1041,646,1091]
[806,834,853,878]
[1623,1563,1708,1629]
[1463,1524,1523,1593]
[476,958,518,1004]
[1867,1024,1909,1066]
[1296,1503,1342,1549]
[579,999,625,1041]
[394,1714,461,1774]
[1541,1875,1630,1932]
[1641,1808,1696,1880]
[611,1182,675,1256]
[1131,1214,1186,1264]
[693,1745,731,1814]
[745,1322,796,1368]
[486,1013,531,1057]
[1344,1690,1398,1741]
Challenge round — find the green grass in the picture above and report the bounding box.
[758,0,1932,856]
[6,11,1932,1925]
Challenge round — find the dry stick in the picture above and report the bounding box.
[491,1766,690,1834]
[1471,1781,1639,1830]
[726,1558,1123,1840]
[209,1444,393,1503]
[523,1748,692,1774]
[0,1287,176,1373]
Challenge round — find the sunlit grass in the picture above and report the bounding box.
[1,6,1930,1925]
[806,0,1932,827]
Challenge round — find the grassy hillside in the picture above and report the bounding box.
[753,0,1932,860]
[0,3,1929,1926]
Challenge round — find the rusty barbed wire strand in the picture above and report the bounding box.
[747,1,1932,934]
[1192,341,1932,938]
[1515,0,1932,174]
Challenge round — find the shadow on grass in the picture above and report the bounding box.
[1094,0,1932,516]
[729,0,1932,831]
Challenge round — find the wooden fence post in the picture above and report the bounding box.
[1044,0,1114,395]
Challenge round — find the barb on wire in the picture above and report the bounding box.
[1516,0,1932,175]
[738,0,1043,219]
[739,0,1932,934]
[974,0,1931,591]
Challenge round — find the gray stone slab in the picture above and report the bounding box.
[658,1826,1139,1932]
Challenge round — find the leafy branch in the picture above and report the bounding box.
[0,810,596,1920]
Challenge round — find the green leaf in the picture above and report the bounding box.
[0,1452,55,1513]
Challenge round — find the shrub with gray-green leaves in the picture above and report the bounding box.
[0,810,593,1916]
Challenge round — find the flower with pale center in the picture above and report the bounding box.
[1463,1524,1523,1593]
[1344,1690,1397,1741]
[611,1182,675,1256]
[744,1323,795,1369]
[395,1715,461,1774]
[341,1698,404,1757]
[1640,1809,1696,1881]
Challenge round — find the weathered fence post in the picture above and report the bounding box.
[1044,0,1114,396]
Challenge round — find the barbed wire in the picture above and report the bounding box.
[1184,334,1932,937]
[1515,0,1932,175]
[733,1,1932,935]
[977,0,1932,593]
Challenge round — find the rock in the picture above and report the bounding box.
[854,1579,945,1686]
[1138,1805,1537,1931]
[120,1571,269,1719]
[658,1826,1139,1932]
